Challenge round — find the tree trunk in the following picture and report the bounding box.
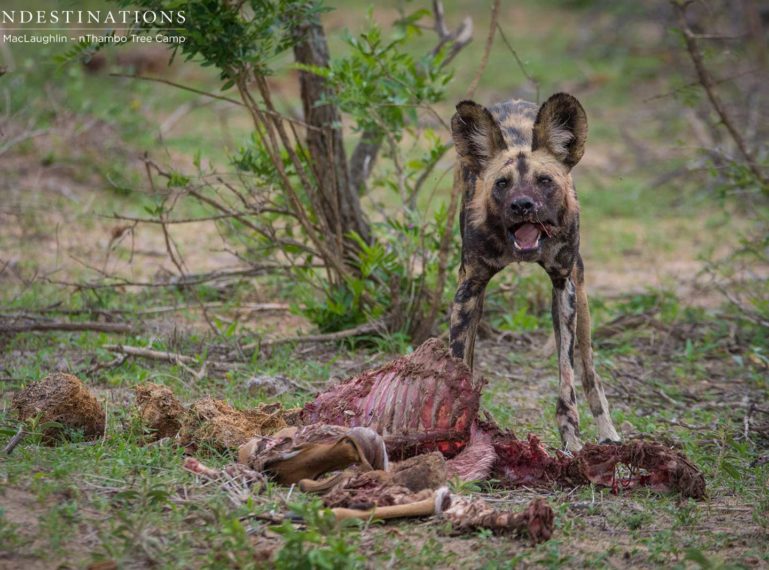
[293,19,371,250]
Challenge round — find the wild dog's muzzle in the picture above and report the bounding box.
[505,196,556,252]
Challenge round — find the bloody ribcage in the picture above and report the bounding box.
[301,339,482,458]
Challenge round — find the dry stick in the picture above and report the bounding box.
[85,353,129,376]
[108,73,323,132]
[642,68,761,103]
[134,302,290,315]
[235,78,336,274]
[238,321,385,352]
[432,0,450,39]
[465,0,500,100]
[182,186,320,258]
[103,344,233,374]
[0,321,133,334]
[105,212,261,224]
[104,344,198,364]
[251,76,344,263]
[137,155,319,257]
[496,23,541,104]
[673,1,768,189]
[48,261,289,292]
[4,425,26,455]
[249,75,374,303]
[144,164,220,336]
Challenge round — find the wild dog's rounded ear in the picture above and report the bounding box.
[531,93,588,168]
[451,100,507,172]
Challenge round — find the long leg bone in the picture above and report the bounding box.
[331,487,451,522]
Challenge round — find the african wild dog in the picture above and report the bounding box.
[449,93,621,452]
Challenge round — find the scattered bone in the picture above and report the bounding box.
[183,457,222,479]
[443,496,554,544]
[316,472,553,543]
[134,383,184,441]
[330,487,450,522]
[12,373,105,443]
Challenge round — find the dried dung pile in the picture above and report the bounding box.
[178,397,289,452]
[12,373,105,443]
[132,384,294,451]
[134,383,185,441]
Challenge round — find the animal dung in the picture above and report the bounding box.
[12,373,105,443]
[178,397,289,452]
[131,383,296,452]
[134,383,185,441]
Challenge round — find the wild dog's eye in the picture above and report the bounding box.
[495,178,509,191]
[537,175,553,186]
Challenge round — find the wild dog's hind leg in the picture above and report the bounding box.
[549,273,582,452]
[449,263,493,371]
[573,256,621,444]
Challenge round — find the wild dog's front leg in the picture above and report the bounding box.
[449,264,492,371]
[549,274,582,452]
[573,256,621,444]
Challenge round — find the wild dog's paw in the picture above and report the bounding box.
[596,420,621,446]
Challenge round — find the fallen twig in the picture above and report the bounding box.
[0,320,133,334]
[593,312,665,339]
[135,302,290,316]
[103,344,235,372]
[656,417,709,431]
[1,302,290,318]
[84,353,129,376]
[47,265,289,290]
[239,321,386,353]
[4,425,26,455]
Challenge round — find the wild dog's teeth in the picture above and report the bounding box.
[513,237,540,251]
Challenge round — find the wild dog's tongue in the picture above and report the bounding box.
[514,223,540,249]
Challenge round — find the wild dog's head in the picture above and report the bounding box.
[451,93,587,256]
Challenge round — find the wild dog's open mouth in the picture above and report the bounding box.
[509,222,544,252]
